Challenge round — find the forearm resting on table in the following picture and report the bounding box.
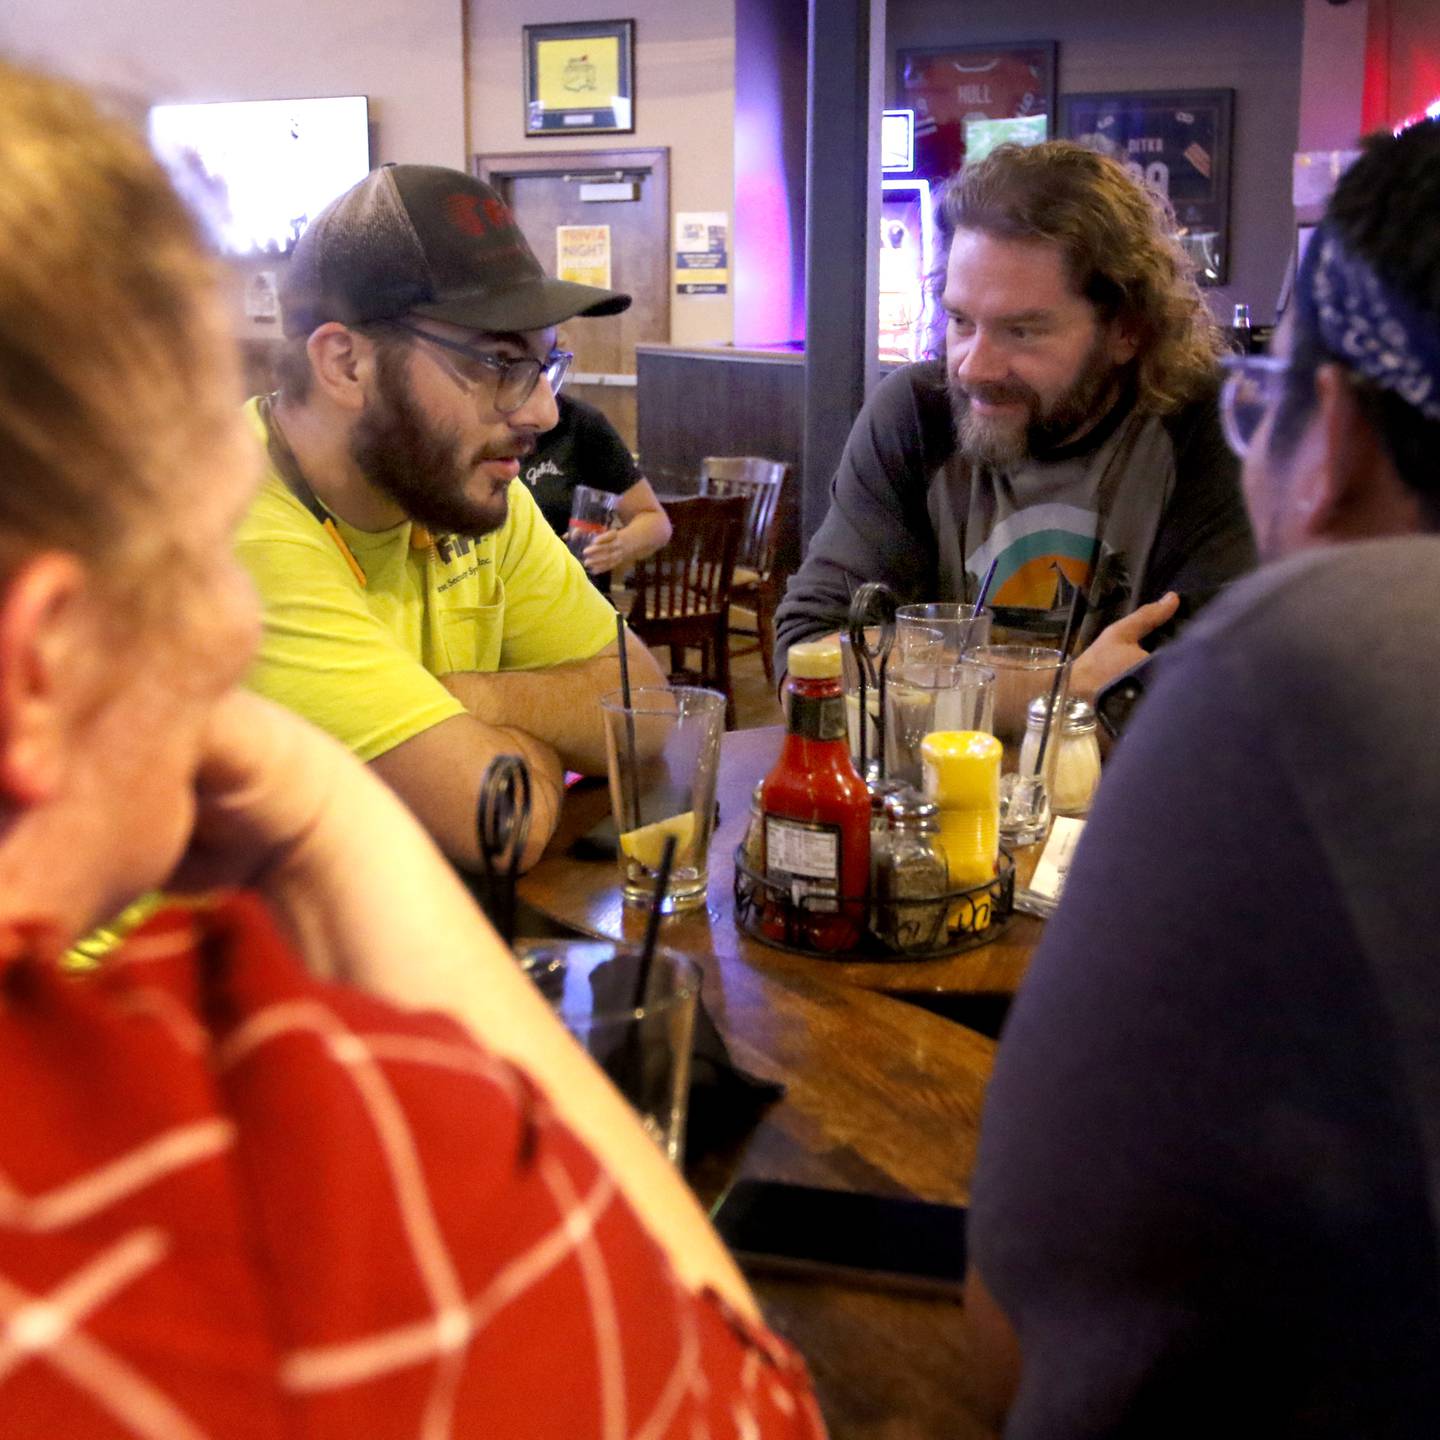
[440,632,665,775]
[368,713,564,873]
[257,748,760,1321]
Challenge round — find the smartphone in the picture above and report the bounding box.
[1094,655,1153,741]
[710,1179,967,1297]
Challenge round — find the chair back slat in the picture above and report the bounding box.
[630,494,746,623]
[698,456,787,574]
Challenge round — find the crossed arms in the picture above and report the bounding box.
[374,627,664,871]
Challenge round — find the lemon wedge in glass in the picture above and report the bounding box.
[618,811,695,868]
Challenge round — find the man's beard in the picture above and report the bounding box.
[350,345,532,537]
[949,334,1121,468]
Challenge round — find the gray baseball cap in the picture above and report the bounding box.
[280,163,630,337]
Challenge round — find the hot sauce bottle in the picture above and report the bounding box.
[760,641,871,952]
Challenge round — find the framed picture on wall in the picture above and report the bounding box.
[524,19,635,137]
[1062,88,1235,286]
[896,42,1057,182]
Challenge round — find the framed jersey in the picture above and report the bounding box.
[1062,88,1235,286]
[896,42,1057,183]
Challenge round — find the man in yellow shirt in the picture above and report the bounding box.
[238,163,664,869]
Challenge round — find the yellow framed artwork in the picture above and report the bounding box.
[525,19,635,137]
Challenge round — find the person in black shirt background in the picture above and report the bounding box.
[524,392,671,591]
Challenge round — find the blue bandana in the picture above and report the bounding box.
[1297,221,1440,422]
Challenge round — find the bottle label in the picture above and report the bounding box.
[765,816,842,911]
[788,692,847,742]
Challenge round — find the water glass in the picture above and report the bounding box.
[838,627,883,770]
[895,602,993,663]
[970,645,1070,845]
[885,659,996,788]
[839,623,943,772]
[600,686,724,911]
[517,939,699,1164]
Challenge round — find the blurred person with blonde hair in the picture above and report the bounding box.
[0,59,821,1440]
[777,140,1256,696]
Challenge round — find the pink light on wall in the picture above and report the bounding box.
[734,107,797,345]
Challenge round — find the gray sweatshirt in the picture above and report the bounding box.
[776,361,1256,670]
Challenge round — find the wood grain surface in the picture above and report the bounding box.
[518,725,1047,1438]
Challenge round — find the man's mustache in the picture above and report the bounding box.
[476,434,538,463]
[952,381,1036,408]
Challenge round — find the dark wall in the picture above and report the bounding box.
[636,347,805,573]
[889,0,1305,323]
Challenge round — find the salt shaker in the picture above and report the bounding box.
[1021,697,1101,817]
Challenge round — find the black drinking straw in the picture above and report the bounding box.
[1033,584,1084,774]
[616,613,643,831]
[632,833,677,1012]
[962,558,1000,655]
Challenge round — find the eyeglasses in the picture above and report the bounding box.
[387,319,573,414]
[1219,354,1290,457]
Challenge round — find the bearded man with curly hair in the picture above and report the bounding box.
[776,141,1257,697]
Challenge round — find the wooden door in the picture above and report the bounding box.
[475,148,669,450]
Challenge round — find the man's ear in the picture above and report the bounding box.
[0,554,93,807]
[1105,316,1141,367]
[1307,364,1419,540]
[305,323,378,414]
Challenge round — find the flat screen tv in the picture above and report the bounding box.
[148,95,370,257]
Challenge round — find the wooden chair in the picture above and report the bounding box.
[626,493,747,728]
[698,456,788,685]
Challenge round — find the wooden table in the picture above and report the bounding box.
[519,727,1046,1439]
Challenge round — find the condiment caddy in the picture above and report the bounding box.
[733,585,1014,961]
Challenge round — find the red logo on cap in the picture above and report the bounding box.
[444,192,515,237]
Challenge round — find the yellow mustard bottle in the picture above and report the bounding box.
[920,731,1001,888]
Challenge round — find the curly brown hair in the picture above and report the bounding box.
[938,141,1224,415]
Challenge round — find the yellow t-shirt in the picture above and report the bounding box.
[236,398,618,761]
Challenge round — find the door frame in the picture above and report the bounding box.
[472,146,670,359]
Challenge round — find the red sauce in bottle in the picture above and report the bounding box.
[760,641,871,952]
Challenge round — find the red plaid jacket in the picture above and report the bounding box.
[0,892,824,1438]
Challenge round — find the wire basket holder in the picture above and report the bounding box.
[847,581,897,780]
[739,579,1014,960]
[733,848,1015,959]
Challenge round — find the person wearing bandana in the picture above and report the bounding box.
[965,118,1440,1436]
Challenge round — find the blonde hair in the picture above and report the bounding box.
[0,61,238,606]
[940,141,1225,414]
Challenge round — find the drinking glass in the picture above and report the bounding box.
[516,938,699,1164]
[970,645,1070,845]
[838,627,882,771]
[885,659,996,788]
[600,686,724,910]
[566,484,617,562]
[839,623,942,772]
[895,602,993,663]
